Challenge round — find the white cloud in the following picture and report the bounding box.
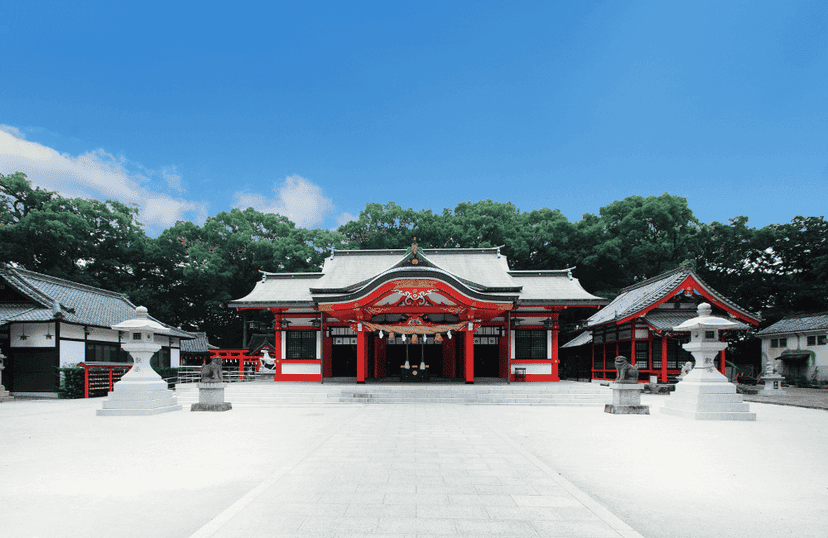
[336,212,358,226]
[0,126,207,232]
[234,175,335,228]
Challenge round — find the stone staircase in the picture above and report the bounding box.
[174,381,609,407]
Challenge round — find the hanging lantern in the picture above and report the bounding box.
[411,333,419,344]
[401,334,406,342]
[447,330,452,339]
[435,333,443,343]
[379,330,384,339]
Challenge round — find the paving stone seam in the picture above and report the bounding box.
[473,409,647,538]
[186,406,366,538]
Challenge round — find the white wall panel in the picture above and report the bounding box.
[60,340,85,367]
[282,362,320,375]
[511,363,552,375]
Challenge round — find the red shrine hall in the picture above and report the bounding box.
[228,242,607,383]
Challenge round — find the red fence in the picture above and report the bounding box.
[78,362,132,398]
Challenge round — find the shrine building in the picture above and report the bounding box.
[581,264,760,382]
[228,243,607,383]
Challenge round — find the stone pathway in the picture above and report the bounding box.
[189,405,642,538]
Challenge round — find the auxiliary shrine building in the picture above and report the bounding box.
[229,244,607,383]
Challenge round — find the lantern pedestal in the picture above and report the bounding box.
[98,307,181,416]
[97,342,182,416]
[660,303,755,421]
[661,367,755,420]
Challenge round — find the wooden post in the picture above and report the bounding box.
[464,326,474,384]
[83,364,89,399]
[357,324,366,383]
[108,367,114,392]
[661,336,668,383]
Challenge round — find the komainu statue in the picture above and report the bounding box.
[614,356,639,383]
[200,357,224,382]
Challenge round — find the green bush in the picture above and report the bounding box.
[59,368,85,399]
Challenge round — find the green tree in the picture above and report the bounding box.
[576,194,702,296]
[0,172,148,290]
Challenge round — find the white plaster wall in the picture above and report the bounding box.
[282,362,320,375]
[60,323,85,340]
[635,329,649,339]
[10,323,56,348]
[86,327,119,343]
[60,340,85,367]
[155,335,170,347]
[170,348,180,368]
[511,363,552,375]
[510,330,516,359]
[316,331,322,359]
[547,330,552,359]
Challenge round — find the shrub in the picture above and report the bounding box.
[59,368,85,399]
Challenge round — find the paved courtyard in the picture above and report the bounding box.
[1,389,826,538]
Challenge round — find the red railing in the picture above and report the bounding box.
[79,362,132,398]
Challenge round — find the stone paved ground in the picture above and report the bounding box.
[190,405,641,538]
[2,389,827,538]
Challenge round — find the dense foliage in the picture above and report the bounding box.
[3,171,826,348]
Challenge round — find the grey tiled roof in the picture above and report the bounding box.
[586,265,758,328]
[0,264,194,339]
[756,313,828,336]
[180,332,218,353]
[561,331,592,348]
[642,310,751,331]
[230,248,606,308]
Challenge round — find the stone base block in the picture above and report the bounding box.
[98,382,182,416]
[191,402,232,412]
[605,404,650,415]
[661,371,756,421]
[0,389,13,402]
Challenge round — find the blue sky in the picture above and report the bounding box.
[1,1,826,235]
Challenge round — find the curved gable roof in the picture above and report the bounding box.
[587,265,758,328]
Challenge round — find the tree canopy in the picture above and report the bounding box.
[3,170,825,348]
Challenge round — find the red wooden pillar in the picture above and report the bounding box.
[357,324,366,383]
[464,327,474,384]
[108,367,114,392]
[719,348,726,376]
[550,314,560,382]
[83,364,89,399]
[660,336,668,382]
[273,327,282,383]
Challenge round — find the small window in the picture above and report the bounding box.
[705,331,716,340]
[818,335,827,346]
[807,335,816,346]
[287,331,317,359]
[515,330,546,359]
[770,338,778,348]
[779,338,787,347]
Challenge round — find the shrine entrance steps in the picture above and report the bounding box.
[173,381,609,407]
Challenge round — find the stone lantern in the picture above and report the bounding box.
[97,306,182,416]
[660,303,755,421]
